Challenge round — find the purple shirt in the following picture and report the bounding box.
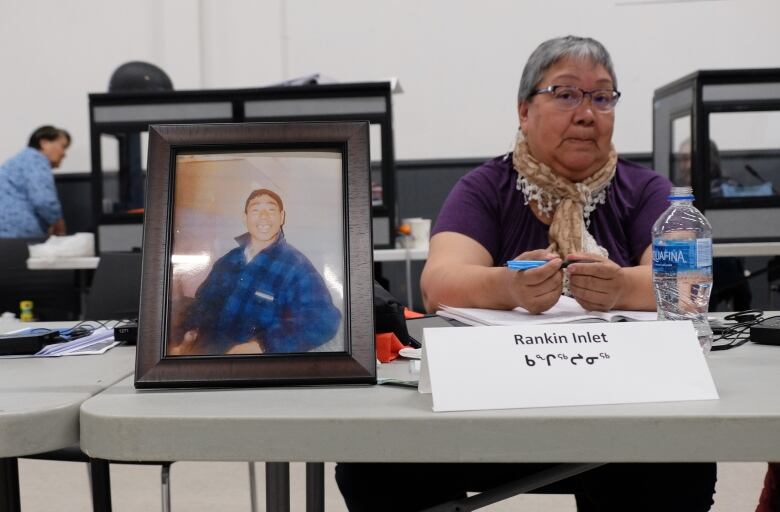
[432,155,672,267]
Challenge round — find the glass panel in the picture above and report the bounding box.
[99,132,150,214]
[707,111,780,198]
[671,115,692,187]
[93,102,231,123]
[140,131,149,174]
[244,97,385,118]
[369,123,383,163]
[370,124,383,207]
[100,134,119,172]
[100,135,119,214]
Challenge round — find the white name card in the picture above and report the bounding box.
[418,321,718,412]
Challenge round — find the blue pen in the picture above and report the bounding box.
[506,258,598,271]
[506,259,548,270]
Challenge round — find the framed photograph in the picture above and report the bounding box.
[134,121,376,388]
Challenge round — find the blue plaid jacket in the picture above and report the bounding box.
[0,148,62,237]
[184,233,341,354]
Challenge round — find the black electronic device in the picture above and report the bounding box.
[405,315,467,348]
[114,322,138,345]
[0,330,60,355]
[750,318,780,346]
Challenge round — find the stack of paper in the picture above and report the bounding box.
[437,295,657,327]
[36,327,118,357]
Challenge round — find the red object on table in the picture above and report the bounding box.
[375,332,406,363]
[404,308,424,319]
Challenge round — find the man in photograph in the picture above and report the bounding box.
[171,188,341,355]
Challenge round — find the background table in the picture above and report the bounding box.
[374,247,428,308]
[25,257,100,270]
[27,252,425,312]
[713,241,780,257]
[0,320,134,512]
[23,243,779,315]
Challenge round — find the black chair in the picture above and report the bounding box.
[83,252,142,321]
[44,251,271,511]
[710,257,752,312]
[0,237,79,320]
[79,252,265,511]
[769,256,780,308]
[19,251,157,512]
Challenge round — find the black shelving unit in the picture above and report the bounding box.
[88,81,397,250]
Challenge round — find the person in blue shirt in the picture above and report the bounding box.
[171,188,342,355]
[0,126,70,238]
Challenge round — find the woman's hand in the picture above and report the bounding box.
[507,249,563,314]
[421,233,562,313]
[48,218,66,236]
[565,252,626,311]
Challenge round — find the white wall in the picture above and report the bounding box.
[1,0,779,173]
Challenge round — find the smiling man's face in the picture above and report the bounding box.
[244,194,285,245]
[518,57,615,182]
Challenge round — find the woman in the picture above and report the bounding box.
[0,125,69,237]
[422,38,662,315]
[336,36,716,511]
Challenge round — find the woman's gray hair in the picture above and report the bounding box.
[517,36,617,102]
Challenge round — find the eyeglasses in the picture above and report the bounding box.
[529,85,621,113]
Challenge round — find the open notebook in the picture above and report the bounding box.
[437,295,658,327]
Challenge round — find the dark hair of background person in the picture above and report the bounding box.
[244,188,284,213]
[28,125,71,150]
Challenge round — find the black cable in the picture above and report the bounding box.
[710,310,780,351]
[28,319,135,342]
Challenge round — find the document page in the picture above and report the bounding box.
[437,295,657,327]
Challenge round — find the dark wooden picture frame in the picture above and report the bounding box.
[135,121,376,388]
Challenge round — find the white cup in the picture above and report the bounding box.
[402,217,431,249]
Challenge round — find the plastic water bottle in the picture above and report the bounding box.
[652,187,714,353]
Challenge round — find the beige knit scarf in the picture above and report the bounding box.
[512,134,617,258]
